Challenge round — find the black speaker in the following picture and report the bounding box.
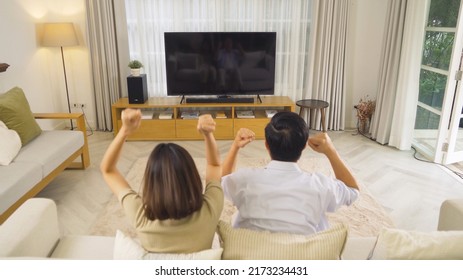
[127,74,148,104]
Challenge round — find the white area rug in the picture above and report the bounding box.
[89,157,394,237]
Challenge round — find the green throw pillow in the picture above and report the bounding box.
[0,87,42,146]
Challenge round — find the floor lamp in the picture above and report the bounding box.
[41,22,78,129]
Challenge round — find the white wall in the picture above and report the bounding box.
[0,0,95,130]
[345,0,389,129]
[0,0,387,131]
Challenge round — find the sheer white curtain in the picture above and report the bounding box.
[370,0,407,143]
[124,0,312,102]
[306,0,349,131]
[388,0,427,150]
[371,0,427,149]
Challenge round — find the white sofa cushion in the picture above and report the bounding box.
[370,228,463,260]
[0,162,42,214]
[113,230,223,260]
[341,236,377,260]
[0,120,21,166]
[14,130,84,176]
[0,198,60,257]
[51,235,115,260]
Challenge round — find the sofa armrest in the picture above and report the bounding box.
[33,113,90,168]
[438,199,463,231]
[0,198,60,258]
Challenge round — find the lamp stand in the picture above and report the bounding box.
[60,46,73,130]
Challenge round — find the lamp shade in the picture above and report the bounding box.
[41,23,78,47]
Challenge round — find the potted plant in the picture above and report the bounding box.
[128,60,143,76]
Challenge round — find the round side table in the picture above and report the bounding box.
[296,99,329,132]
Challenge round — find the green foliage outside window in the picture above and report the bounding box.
[427,0,460,27]
[416,0,461,130]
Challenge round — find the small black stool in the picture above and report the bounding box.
[296,99,329,132]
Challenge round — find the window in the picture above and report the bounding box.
[124,0,312,98]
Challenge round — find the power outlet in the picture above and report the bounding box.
[73,103,86,108]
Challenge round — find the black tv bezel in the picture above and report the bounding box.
[164,31,276,97]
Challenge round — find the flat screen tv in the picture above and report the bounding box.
[164,32,276,99]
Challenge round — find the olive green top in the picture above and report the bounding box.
[119,180,223,253]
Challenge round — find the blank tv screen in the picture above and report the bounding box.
[164,32,276,96]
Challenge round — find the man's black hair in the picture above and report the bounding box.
[264,111,309,162]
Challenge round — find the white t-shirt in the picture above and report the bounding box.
[222,160,359,235]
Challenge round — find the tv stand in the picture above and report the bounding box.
[112,96,295,140]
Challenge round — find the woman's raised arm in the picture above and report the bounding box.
[100,108,142,198]
[197,114,221,183]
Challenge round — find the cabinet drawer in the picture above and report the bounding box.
[176,120,201,139]
[214,119,234,139]
[176,119,234,139]
[119,120,176,140]
[233,118,270,139]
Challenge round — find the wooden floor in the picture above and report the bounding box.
[36,130,463,236]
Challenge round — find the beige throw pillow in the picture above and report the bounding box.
[217,221,348,260]
[370,228,463,260]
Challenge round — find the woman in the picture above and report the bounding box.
[100,108,223,253]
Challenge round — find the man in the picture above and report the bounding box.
[221,111,359,235]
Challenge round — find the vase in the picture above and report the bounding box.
[359,118,370,134]
[130,68,141,76]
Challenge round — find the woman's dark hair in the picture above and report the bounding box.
[142,143,203,220]
[264,111,309,162]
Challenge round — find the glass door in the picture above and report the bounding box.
[412,0,463,164]
[443,51,463,163]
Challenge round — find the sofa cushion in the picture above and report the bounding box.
[113,230,223,260]
[14,130,84,177]
[0,121,21,165]
[51,235,115,260]
[340,236,377,260]
[370,228,463,260]
[217,221,347,260]
[0,198,60,258]
[0,87,42,146]
[0,162,42,214]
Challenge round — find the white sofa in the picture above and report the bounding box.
[0,198,113,259]
[1,198,462,260]
[0,113,90,224]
